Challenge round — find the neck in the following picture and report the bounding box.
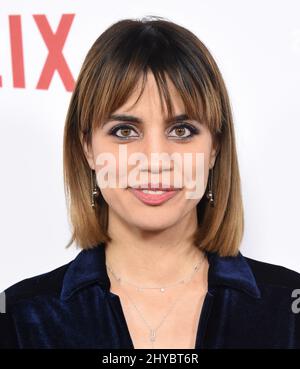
[105,208,205,286]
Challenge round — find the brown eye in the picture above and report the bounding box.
[120,128,130,136]
[109,124,139,139]
[175,127,186,137]
[168,123,199,139]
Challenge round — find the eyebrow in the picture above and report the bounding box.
[103,113,191,126]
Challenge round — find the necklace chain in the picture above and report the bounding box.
[106,253,205,348]
[106,256,203,291]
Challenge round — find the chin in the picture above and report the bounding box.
[132,223,177,233]
[127,214,182,232]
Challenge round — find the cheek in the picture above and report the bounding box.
[180,141,211,174]
[179,139,212,199]
[92,138,121,180]
[91,130,119,158]
[99,187,124,212]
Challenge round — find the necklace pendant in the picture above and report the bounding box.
[160,288,165,292]
[150,329,156,342]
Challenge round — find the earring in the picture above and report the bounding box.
[91,169,100,208]
[206,167,215,207]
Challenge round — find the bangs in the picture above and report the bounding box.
[78,19,223,146]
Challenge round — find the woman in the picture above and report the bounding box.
[1,16,300,349]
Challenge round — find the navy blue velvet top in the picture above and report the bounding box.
[1,243,300,349]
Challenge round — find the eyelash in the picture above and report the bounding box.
[108,123,200,141]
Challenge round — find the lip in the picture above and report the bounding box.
[128,187,181,205]
[129,184,181,191]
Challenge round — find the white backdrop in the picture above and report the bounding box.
[1,0,299,292]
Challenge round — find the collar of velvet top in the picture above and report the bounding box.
[60,243,262,301]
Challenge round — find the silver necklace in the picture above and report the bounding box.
[106,255,204,292]
[106,254,205,348]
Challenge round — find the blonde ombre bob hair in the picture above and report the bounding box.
[63,16,244,257]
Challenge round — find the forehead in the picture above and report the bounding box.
[113,71,185,116]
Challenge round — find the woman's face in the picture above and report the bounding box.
[84,71,218,232]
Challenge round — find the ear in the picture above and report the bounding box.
[83,141,95,170]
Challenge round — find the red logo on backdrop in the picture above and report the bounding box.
[0,14,75,91]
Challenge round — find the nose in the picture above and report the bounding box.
[139,128,174,173]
